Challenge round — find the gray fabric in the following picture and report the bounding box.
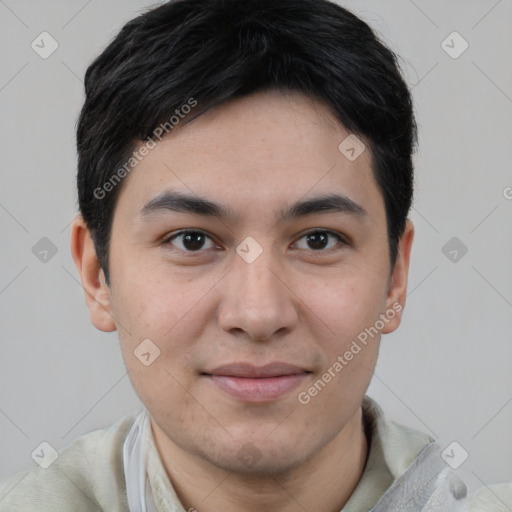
[370,442,468,511]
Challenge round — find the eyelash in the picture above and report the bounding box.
[163,229,349,255]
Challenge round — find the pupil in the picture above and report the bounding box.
[307,232,328,250]
[183,232,204,250]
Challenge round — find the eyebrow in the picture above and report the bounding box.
[140,190,368,223]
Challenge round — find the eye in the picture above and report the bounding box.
[293,230,348,251]
[165,230,217,252]
[164,229,349,255]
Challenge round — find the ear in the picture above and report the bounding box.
[381,218,414,334]
[70,215,117,332]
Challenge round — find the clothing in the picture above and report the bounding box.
[0,395,509,511]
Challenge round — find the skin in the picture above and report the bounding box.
[71,89,414,512]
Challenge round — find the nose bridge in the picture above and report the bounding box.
[218,238,297,340]
[234,238,284,305]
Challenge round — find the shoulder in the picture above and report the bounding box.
[0,412,138,512]
[363,396,512,511]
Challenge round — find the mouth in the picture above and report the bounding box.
[201,362,312,402]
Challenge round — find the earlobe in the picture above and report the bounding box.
[381,218,414,335]
[70,215,117,332]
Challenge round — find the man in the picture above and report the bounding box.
[0,0,510,510]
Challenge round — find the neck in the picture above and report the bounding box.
[151,408,369,512]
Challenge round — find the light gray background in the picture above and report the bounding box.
[0,0,511,498]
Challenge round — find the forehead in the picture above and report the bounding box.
[114,89,384,226]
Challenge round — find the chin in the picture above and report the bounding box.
[211,452,307,477]
[201,438,314,477]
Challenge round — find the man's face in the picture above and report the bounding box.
[77,89,412,475]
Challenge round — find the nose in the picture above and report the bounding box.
[217,245,299,342]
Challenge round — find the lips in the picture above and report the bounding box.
[202,362,311,402]
[204,362,309,378]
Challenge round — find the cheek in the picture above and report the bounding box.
[297,274,385,399]
[303,271,388,347]
[111,261,212,341]
[110,267,220,403]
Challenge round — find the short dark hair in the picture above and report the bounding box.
[76,0,417,284]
